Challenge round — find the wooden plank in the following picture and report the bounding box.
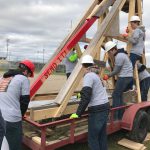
[137,0,143,22]
[30,104,79,121]
[118,138,144,150]
[30,0,99,99]
[75,43,82,58]
[32,136,49,145]
[144,133,150,142]
[100,52,108,77]
[109,35,128,43]
[105,12,120,37]
[134,62,141,103]
[54,0,127,117]
[127,0,135,55]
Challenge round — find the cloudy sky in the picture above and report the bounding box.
[0,0,150,66]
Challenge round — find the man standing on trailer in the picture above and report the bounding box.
[64,48,78,78]
[122,16,145,68]
[70,55,110,150]
[0,60,35,150]
[103,41,133,120]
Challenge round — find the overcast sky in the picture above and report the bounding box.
[0,0,150,66]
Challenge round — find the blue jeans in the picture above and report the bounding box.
[88,110,109,150]
[5,121,22,150]
[140,77,150,101]
[130,53,142,68]
[0,111,5,149]
[112,77,133,120]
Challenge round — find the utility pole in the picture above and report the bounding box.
[6,38,9,58]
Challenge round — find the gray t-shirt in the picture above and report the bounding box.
[137,63,150,81]
[115,53,133,77]
[0,75,30,122]
[83,72,108,107]
[128,26,145,56]
[64,51,78,74]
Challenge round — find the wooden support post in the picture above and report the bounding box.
[134,61,141,103]
[100,52,108,77]
[127,0,135,55]
[54,0,127,117]
[75,43,82,58]
[137,0,143,22]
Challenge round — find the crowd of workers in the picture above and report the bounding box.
[0,15,149,150]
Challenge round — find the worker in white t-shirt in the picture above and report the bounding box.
[0,60,35,150]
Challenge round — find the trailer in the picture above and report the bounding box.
[23,0,150,149]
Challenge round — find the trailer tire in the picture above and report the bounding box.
[146,109,150,131]
[128,110,148,143]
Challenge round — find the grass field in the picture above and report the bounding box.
[56,130,150,150]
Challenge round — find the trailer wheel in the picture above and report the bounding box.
[128,110,148,143]
[146,109,150,131]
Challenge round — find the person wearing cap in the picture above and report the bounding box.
[123,16,146,68]
[64,48,78,78]
[0,60,35,150]
[70,55,109,150]
[103,41,133,120]
[137,63,150,101]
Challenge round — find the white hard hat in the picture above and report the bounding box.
[81,55,94,64]
[104,41,117,52]
[130,16,141,22]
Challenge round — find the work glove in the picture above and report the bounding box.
[76,93,81,99]
[70,113,79,119]
[103,75,109,80]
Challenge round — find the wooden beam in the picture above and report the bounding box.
[30,104,79,121]
[105,12,120,37]
[54,0,127,117]
[137,0,143,23]
[134,62,141,103]
[75,43,82,58]
[108,35,128,43]
[118,138,145,150]
[127,0,135,55]
[30,0,99,99]
[100,52,108,77]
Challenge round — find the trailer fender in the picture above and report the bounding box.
[121,101,150,131]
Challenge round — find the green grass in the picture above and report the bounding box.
[56,130,150,150]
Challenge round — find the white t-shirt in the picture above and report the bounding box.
[83,72,108,107]
[0,75,30,122]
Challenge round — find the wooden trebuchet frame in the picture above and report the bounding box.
[30,0,144,120]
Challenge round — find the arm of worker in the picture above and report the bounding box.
[108,65,122,77]
[20,78,30,116]
[137,63,146,72]
[76,74,93,117]
[3,69,23,78]
[20,95,30,116]
[108,53,123,77]
[76,86,92,117]
[127,29,140,44]
[68,53,78,62]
